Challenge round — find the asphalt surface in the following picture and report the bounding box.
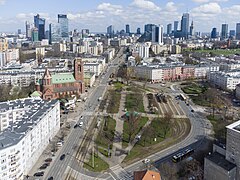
[40,48,125,180]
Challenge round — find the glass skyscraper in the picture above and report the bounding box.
[126,24,130,34]
[58,14,69,38]
[221,24,228,39]
[49,23,61,44]
[181,13,190,39]
[34,14,45,41]
[236,23,240,40]
[211,28,217,39]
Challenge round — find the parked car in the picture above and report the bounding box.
[74,124,78,128]
[48,177,53,180]
[39,163,49,169]
[60,154,66,160]
[34,171,44,177]
[142,159,150,164]
[45,158,52,163]
[79,121,83,127]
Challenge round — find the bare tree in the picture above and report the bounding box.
[135,56,141,65]
[126,112,140,143]
[161,111,173,138]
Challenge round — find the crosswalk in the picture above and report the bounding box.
[110,164,133,180]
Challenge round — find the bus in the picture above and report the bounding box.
[172,148,194,163]
[179,94,187,101]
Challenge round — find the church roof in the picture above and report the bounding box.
[52,73,76,84]
[30,91,42,97]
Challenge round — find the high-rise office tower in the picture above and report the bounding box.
[107,25,114,37]
[137,28,141,34]
[167,23,172,35]
[236,23,240,40]
[229,30,236,38]
[221,24,228,39]
[152,25,164,45]
[31,27,39,42]
[144,24,155,33]
[58,14,69,38]
[49,23,61,44]
[126,24,130,34]
[189,21,194,36]
[34,14,45,41]
[174,21,179,32]
[211,28,217,38]
[18,29,21,35]
[181,13,190,39]
[82,29,89,38]
[25,21,31,39]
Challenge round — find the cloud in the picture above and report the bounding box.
[165,2,177,12]
[97,2,123,15]
[192,0,228,3]
[191,2,221,15]
[0,0,5,5]
[131,0,160,11]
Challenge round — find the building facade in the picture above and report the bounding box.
[0,98,60,180]
[37,58,85,100]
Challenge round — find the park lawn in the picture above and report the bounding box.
[189,95,211,107]
[181,83,207,94]
[122,116,148,148]
[194,49,240,56]
[98,147,110,157]
[126,85,145,92]
[95,116,116,149]
[207,115,229,141]
[114,82,126,91]
[83,154,109,172]
[106,90,121,113]
[125,93,145,113]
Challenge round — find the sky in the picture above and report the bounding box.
[0,0,240,33]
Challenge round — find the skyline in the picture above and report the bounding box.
[0,0,240,33]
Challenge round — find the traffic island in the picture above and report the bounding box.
[122,118,191,166]
[83,153,109,172]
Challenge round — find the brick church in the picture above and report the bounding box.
[36,58,85,100]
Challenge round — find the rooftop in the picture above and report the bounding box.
[0,98,59,150]
[206,152,236,171]
[226,120,240,132]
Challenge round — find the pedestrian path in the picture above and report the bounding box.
[110,164,133,180]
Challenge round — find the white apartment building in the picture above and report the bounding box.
[194,65,219,79]
[0,98,60,180]
[208,70,240,90]
[134,65,164,83]
[220,63,240,71]
[226,121,240,179]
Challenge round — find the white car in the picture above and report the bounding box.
[79,122,83,127]
[80,116,83,120]
[142,159,150,164]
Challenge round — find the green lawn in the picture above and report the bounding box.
[114,82,125,91]
[125,93,145,113]
[189,95,211,107]
[207,115,229,141]
[194,49,240,56]
[83,153,109,172]
[181,83,207,94]
[122,116,148,148]
[95,116,116,149]
[98,147,110,157]
[106,90,121,113]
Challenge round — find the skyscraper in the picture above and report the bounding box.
[152,25,164,45]
[34,14,45,41]
[211,28,217,39]
[58,14,69,38]
[167,24,172,35]
[31,27,39,42]
[174,21,179,32]
[107,25,114,37]
[221,24,228,39]
[126,24,130,34]
[25,21,31,39]
[181,13,190,39]
[49,23,61,44]
[229,30,236,38]
[236,23,240,40]
[189,21,194,36]
[137,28,141,34]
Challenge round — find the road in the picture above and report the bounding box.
[42,47,125,180]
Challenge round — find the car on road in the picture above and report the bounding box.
[34,171,44,177]
[74,124,78,128]
[60,154,66,160]
[142,159,150,164]
[45,158,52,163]
[191,109,194,113]
[39,163,49,169]
[48,177,53,180]
[80,116,83,120]
[79,121,83,127]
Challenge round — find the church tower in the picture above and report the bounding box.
[74,58,84,81]
[42,68,54,99]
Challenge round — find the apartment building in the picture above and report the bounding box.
[0,98,60,180]
[208,70,240,90]
[0,38,8,52]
